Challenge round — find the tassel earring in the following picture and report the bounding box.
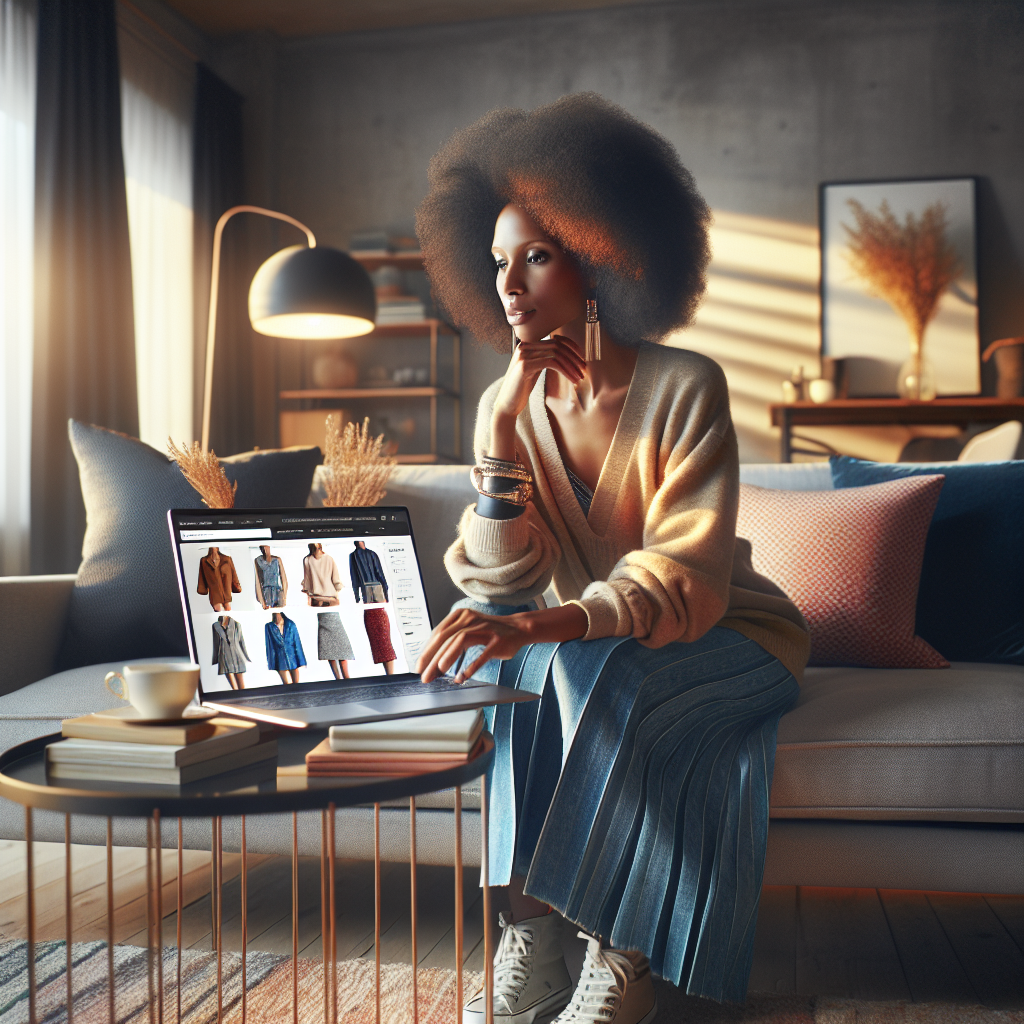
[585,290,602,362]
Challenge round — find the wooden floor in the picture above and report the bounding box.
[0,840,1021,1009]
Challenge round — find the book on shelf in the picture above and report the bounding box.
[329,708,483,753]
[305,736,482,777]
[47,736,278,786]
[51,718,260,767]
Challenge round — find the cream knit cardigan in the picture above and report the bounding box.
[445,343,810,681]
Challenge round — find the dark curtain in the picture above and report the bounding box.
[31,0,138,575]
[192,64,256,457]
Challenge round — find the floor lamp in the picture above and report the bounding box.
[200,204,377,452]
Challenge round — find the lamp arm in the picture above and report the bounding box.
[201,205,317,452]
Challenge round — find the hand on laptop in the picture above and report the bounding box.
[416,604,589,684]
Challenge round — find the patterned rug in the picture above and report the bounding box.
[0,942,1018,1024]
[0,941,480,1024]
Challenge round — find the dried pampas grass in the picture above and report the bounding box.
[167,439,237,509]
[323,416,395,508]
[843,199,961,349]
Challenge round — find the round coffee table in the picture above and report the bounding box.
[0,729,496,1024]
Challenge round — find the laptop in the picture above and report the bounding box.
[168,505,538,728]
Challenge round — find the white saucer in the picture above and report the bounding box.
[93,705,219,725]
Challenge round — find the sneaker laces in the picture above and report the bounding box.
[556,933,635,1023]
[487,912,538,1012]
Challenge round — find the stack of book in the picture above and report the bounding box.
[305,709,484,777]
[376,294,426,324]
[48,709,278,785]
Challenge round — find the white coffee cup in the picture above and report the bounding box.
[104,663,201,720]
[808,378,836,403]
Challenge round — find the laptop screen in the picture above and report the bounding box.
[167,507,433,696]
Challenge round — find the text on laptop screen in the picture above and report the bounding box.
[169,508,432,694]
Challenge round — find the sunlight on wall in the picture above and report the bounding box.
[668,210,942,463]
[124,176,194,449]
[0,0,35,576]
[120,36,195,451]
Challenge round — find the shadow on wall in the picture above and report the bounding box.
[668,211,959,464]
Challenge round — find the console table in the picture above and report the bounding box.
[769,397,1024,462]
[0,730,496,1024]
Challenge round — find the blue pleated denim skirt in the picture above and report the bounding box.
[458,600,799,1003]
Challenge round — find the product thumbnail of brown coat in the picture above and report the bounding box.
[197,550,242,609]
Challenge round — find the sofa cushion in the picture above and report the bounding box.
[738,462,833,490]
[737,477,948,668]
[830,456,1024,664]
[61,422,321,670]
[771,662,1024,822]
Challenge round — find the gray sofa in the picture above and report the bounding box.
[1,463,1021,893]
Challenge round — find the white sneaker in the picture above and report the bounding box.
[463,912,573,1024]
[551,933,657,1024]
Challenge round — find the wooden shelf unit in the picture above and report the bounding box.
[279,256,462,464]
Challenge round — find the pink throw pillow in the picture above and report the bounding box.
[737,476,949,668]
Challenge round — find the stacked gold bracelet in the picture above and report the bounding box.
[472,454,534,506]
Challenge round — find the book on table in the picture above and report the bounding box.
[327,709,483,753]
[61,706,224,745]
[47,715,277,784]
[306,709,485,776]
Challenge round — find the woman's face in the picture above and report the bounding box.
[492,204,586,345]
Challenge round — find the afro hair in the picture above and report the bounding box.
[415,93,711,352]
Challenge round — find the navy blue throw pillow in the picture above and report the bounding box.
[59,421,321,670]
[830,456,1024,664]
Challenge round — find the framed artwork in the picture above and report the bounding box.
[820,177,979,397]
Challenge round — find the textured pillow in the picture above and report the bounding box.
[737,477,948,668]
[59,421,321,670]
[831,456,1024,664]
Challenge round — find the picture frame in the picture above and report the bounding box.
[819,176,979,397]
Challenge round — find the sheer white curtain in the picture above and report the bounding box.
[119,24,194,450]
[0,0,35,576]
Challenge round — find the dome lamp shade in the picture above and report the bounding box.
[248,245,377,339]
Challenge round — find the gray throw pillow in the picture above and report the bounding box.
[59,421,321,670]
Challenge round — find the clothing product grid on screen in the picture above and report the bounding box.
[170,508,433,695]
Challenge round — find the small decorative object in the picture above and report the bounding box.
[311,351,359,389]
[167,439,237,508]
[781,365,806,403]
[322,416,396,508]
[821,178,978,398]
[982,337,1024,398]
[808,379,836,404]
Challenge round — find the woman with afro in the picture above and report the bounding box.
[414,94,809,1022]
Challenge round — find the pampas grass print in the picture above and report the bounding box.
[842,199,961,350]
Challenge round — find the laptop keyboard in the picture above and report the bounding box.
[224,678,471,711]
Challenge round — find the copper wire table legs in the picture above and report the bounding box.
[481,775,493,1024]
[65,815,73,1024]
[22,785,493,1024]
[454,786,464,1024]
[107,818,115,1024]
[25,808,35,1024]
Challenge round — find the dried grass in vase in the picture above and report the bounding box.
[842,199,961,398]
[322,416,395,508]
[167,439,237,509]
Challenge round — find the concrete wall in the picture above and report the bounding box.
[214,0,1023,461]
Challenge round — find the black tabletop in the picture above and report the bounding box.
[0,730,493,818]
